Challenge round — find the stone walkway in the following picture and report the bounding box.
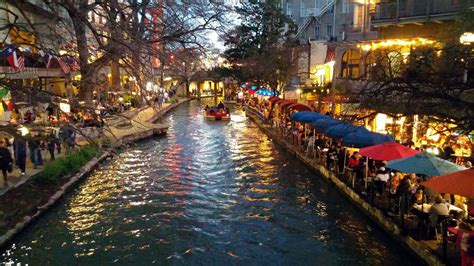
[0,99,187,196]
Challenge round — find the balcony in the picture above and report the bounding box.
[373,0,473,26]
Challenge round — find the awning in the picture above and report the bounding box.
[324,47,335,63]
[324,123,367,139]
[268,96,281,103]
[290,111,327,123]
[279,100,296,108]
[274,99,286,105]
[310,117,341,132]
[288,103,312,112]
[342,131,395,148]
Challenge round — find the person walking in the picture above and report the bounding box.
[13,137,27,176]
[47,136,56,161]
[28,137,41,169]
[4,137,14,161]
[0,140,13,186]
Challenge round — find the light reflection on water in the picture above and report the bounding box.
[2,100,417,265]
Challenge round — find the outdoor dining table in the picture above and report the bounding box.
[412,203,463,214]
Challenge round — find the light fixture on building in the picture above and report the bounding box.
[18,126,29,136]
[460,32,474,45]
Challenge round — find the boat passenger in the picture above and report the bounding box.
[204,105,210,112]
[217,101,225,109]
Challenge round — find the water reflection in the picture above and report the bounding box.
[2,100,417,265]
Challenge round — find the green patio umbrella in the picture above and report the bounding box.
[386,152,466,176]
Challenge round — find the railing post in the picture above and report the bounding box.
[426,0,431,18]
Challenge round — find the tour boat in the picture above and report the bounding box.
[204,111,231,121]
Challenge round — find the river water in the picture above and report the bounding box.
[2,100,417,265]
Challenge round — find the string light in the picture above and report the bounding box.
[357,38,436,51]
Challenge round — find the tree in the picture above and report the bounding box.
[353,12,474,133]
[223,0,296,91]
[1,0,227,104]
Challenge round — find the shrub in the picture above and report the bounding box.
[34,146,98,184]
[170,97,179,104]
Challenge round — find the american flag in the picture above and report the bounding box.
[16,54,25,72]
[57,57,71,74]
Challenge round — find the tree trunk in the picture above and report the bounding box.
[70,4,94,104]
[185,79,190,98]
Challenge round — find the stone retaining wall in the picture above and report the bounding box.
[245,108,443,266]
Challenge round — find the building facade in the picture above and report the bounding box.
[286,0,473,144]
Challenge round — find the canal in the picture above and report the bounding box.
[2,100,417,265]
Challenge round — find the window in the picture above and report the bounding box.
[353,4,363,28]
[364,52,378,79]
[326,25,333,36]
[342,0,350,13]
[315,25,320,39]
[287,2,293,17]
[341,49,361,78]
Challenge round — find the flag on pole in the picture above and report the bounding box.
[44,52,54,68]
[2,44,25,71]
[67,56,80,71]
[57,57,71,74]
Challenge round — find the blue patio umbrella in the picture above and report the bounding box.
[342,131,395,148]
[386,152,466,176]
[310,117,342,132]
[324,123,367,139]
[290,111,327,123]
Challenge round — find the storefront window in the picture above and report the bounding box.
[341,49,361,78]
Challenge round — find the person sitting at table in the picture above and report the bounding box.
[428,195,450,237]
[348,151,361,169]
[412,188,426,205]
[348,152,363,182]
[374,167,390,196]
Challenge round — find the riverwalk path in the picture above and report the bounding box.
[0,99,187,196]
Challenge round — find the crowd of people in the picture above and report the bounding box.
[246,103,474,264]
[204,101,230,115]
[0,125,77,186]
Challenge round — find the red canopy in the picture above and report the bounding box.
[359,142,420,161]
[274,99,285,105]
[420,169,474,197]
[288,103,312,112]
[268,96,281,103]
[279,100,296,108]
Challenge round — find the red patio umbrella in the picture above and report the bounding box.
[359,142,420,161]
[288,103,312,112]
[274,99,286,105]
[268,96,281,103]
[279,100,296,108]
[420,169,474,197]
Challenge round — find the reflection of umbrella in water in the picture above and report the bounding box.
[420,169,474,197]
[386,152,466,176]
